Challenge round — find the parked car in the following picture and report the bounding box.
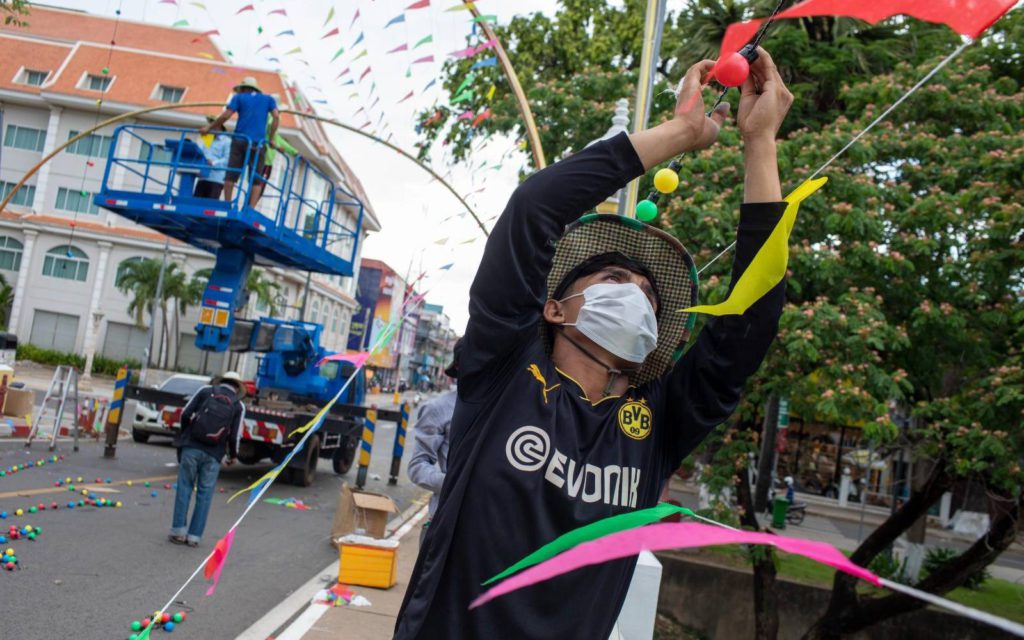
[132,374,210,443]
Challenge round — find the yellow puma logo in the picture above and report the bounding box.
[527,364,560,404]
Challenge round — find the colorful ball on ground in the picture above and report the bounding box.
[130,620,142,631]
[4,561,13,570]
[37,503,45,510]
[715,51,750,88]
[77,500,84,506]
[126,480,133,487]
[68,502,75,508]
[76,477,83,482]
[130,636,139,640]
[65,477,71,483]
[105,478,112,483]
[142,617,151,628]
[635,199,658,222]
[0,536,5,544]
[172,613,183,623]
[14,509,23,517]
[0,512,6,519]
[115,501,123,508]
[164,484,171,490]
[27,532,35,540]
[161,613,171,623]
[177,612,187,622]
[151,491,158,498]
[27,507,36,514]
[24,525,32,533]
[164,622,175,632]
[653,168,680,194]
[144,482,150,487]
[51,502,58,509]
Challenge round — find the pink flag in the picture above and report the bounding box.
[201,29,220,36]
[235,4,254,14]
[457,110,474,121]
[268,8,287,16]
[335,67,350,79]
[397,90,415,103]
[470,523,880,610]
[350,8,360,27]
[413,54,434,64]
[387,43,409,54]
[322,27,340,39]
[359,66,372,81]
[256,44,271,52]
[204,529,236,597]
[472,108,491,127]
[406,0,431,8]
[449,38,496,59]
[316,352,371,368]
[359,121,372,130]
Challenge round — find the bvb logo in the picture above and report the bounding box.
[618,400,652,441]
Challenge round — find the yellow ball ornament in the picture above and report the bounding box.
[126,480,132,487]
[653,168,679,194]
[14,509,23,517]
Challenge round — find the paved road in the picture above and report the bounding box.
[0,413,426,640]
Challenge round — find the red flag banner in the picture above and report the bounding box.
[398,90,415,103]
[406,0,431,8]
[413,54,435,64]
[388,43,409,54]
[235,4,254,14]
[322,27,340,39]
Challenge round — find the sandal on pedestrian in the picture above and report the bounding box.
[186,540,199,548]
[168,535,187,545]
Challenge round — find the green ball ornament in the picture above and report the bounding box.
[635,199,658,222]
[101,67,109,74]
[653,168,680,194]
[131,621,142,632]
[172,613,183,623]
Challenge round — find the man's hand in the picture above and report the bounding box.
[737,47,793,144]
[198,126,211,136]
[673,59,731,153]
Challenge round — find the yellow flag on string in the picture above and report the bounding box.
[682,177,827,316]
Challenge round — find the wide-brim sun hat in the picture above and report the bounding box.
[212,371,246,397]
[545,213,699,387]
[234,76,261,92]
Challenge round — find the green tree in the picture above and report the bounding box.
[0,272,13,330]
[422,3,1023,638]
[115,257,162,365]
[0,0,29,26]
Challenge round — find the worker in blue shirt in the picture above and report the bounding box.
[193,117,231,200]
[199,76,279,208]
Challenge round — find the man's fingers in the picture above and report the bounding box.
[677,59,716,103]
[709,102,730,127]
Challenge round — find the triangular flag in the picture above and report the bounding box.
[434,237,449,245]
[335,67,350,79]
[439,263,454,270]
[486,84,496,100]
[413,34,433,49]
[203,529,236,596]
[371,97,380,109]
[683,178,828,316]
[200,29,220,36]
[406,0,431,8]
[190,1,206,8]
[398,90,415,103]
[159,0,177,4]
[172,18,189,27]
[472,108,492,127]
[266,57,280,62]
[275,29,294,37]
[472,14,498,23]
[331,46,345,62]
[353,49,368,60]
[359,66,372,81]
[256,43,271,52]
[385,14,406,28]
[456,109,475,121]
[350,8,360,27]
[341,79,354,86]
[285,46,302,55]
[455,73,476,94]
[269,8,287,16]
[322,27,340,39]
[423,78,437,91]
[446,2,475,11]
[352,32,365,47]
[470,56,497,70]
[359,121,372,130]
[413,54,434,64]
[323,6,335,26]
[388,43,409,54]
[452,90,474,103]
[235,4,254,14]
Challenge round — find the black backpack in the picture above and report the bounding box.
[190,386,236,445]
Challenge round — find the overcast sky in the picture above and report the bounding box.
[53,0,564,333]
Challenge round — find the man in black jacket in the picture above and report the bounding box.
[395,49,793,638]
[169,371,245,547]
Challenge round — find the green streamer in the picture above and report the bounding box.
[483,503,694,585]
[413,34,433,49]
[331,46,345,62]
[472,14,498,23]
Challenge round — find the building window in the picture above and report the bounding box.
[310,299,320,324]
[42,245,89,282]
[0,236,24,271]
[330,307,339,334]
[55,187,99,215]
[66,130,113,158]
[18,68,49,86]
[3,124,46,152]
[0,181,35,207]
[136,143,173,163]
[155,85,185,103]
[83,74,112,92]
[114,256,145,287]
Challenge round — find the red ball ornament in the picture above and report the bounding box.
[142,617,152,628]
[715,52,750,88]
[178,612,187,622]
[161,613,171,623]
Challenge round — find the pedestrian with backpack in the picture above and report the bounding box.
[169,371,246,547]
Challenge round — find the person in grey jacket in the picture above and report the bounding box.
[407,344,460,546]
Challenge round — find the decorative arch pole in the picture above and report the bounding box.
[0,102,487,236]
[462,0,547,170]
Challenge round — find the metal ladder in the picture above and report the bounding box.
[25,365,81,452]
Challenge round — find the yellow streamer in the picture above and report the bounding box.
[682,177,828,316]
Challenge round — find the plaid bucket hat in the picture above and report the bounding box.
[545,214,699,387]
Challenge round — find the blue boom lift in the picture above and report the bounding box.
[95,124,391,484]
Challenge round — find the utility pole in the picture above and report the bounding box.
[139,239,170,385]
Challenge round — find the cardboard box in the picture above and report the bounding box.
[331,483,398,542]
[337,534,399,589]
[3,388,33,418]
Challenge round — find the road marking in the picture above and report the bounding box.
[0,475,177,499]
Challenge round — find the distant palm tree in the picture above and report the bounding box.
[192,267,280,316]
[116,257,164,365]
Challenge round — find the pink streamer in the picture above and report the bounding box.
[470,523,880,609]
[317,351,371,368]
[204,529,236,597]
[449,39,497,59]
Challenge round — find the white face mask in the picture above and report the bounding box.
[561,282,658,364]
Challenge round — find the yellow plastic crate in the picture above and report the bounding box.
[338,540,399,589]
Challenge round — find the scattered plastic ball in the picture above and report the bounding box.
[4,561,13,571]
[177,612,187,622]
[96,478,102,484]
[27,532,36,540]
[24,525,32,533]
[67,502,75,509]
[161,612,171,623]
[0,512,6,519]
[28,506,36,514]
[76,477,83,483]
[37,503,45,510]
[172,613,183,623]
[50,502,58,509]
[130,620,142,632]
[635,199,658,222]
[105,478,112,484]
[164,484,172,490]
[653,168,680,194]
[115,501,123,508]
[65,477,71,483]
[4,548,13,556]
[77,500,84,507]
[0,536,5,544]
[126,480,133,487]
[14,509,23,517]
[144,482,150,488]
[151,491,158,498]
[130,636,139,640]
[164,621,175,632]
[142,617,151,629]
[102,67,109,74]
[82,490,88,496]
[55,480,62,487]
[715,51,750,88]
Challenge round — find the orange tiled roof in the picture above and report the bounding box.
[23,213,188,244]
[1,5,225,61]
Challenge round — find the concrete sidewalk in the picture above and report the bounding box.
[268,508,425,640]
